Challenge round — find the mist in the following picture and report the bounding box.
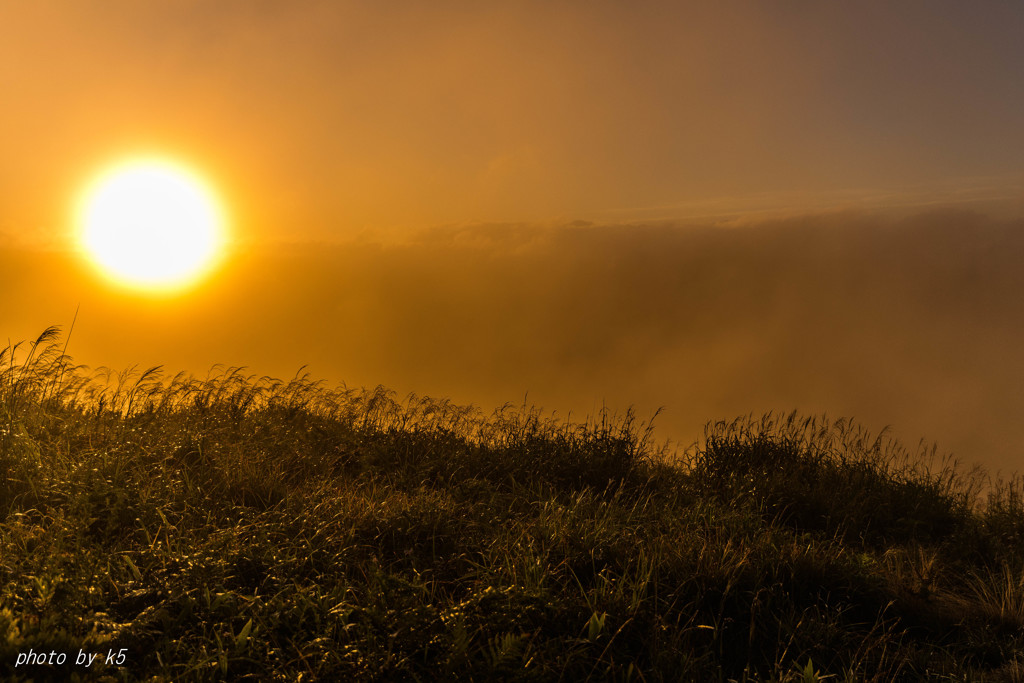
[4,208,1023,474]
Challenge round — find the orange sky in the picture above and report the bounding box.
[2,2,1024,474]
[2,1,1023,243]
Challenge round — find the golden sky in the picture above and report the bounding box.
[2,1,1023,243]
[2,2,1024,473]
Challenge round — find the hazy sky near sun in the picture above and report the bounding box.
[2,1,1024,242]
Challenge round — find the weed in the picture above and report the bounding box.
[0,331,1022,680]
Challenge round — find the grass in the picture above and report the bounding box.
[2,326,1024,681]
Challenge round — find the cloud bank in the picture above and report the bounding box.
[4,209,1023,473]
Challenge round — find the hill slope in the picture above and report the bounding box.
[2,328,1024,681]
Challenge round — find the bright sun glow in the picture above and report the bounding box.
[78,159,227,292]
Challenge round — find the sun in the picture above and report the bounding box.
[77,158,228,292]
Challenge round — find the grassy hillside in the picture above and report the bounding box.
[2,327,1024,681]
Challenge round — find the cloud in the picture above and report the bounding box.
[5,208,1024,474]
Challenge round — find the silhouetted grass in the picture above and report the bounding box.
[2,328,1024,681]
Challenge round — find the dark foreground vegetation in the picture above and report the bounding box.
[3,328,1024,681]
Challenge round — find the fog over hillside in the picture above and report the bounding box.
[3,208,1023,474]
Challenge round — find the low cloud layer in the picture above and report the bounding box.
[4,208,1023,474]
